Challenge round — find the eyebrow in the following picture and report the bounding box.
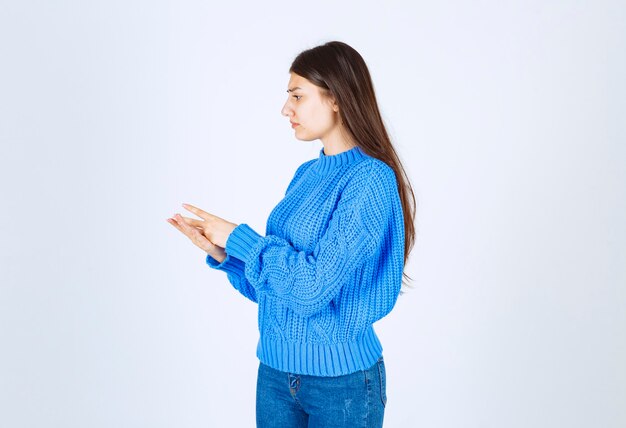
[286,86,302,93]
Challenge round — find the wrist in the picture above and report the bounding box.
[207,247,226,263]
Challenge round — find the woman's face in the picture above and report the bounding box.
[281,73,340,142]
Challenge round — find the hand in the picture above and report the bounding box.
[167,203,238,262]
[167,213,226,263]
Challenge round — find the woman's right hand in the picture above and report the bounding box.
[167,214,227,263]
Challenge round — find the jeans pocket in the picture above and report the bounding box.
[377,357,387,407]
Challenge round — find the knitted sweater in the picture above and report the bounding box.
[206,145,405,376]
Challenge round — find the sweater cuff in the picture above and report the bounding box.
[205,253,246,276]
[225,223,264,262]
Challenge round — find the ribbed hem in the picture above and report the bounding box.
[205,253,245,276]
[225,223,264,262]
[256,326,383,376]
[314,145,367,175]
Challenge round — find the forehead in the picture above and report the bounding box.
[287,73,312,91]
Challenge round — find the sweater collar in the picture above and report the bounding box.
[314,145,366,174]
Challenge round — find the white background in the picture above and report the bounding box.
[1,1,624,427]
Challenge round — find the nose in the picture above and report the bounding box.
[281,100,292,118]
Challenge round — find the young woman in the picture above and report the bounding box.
[167,40,416,428]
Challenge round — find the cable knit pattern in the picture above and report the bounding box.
[206,145,405,376]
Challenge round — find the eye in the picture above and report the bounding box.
[292,95,302,101]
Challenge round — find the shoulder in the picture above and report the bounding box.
[347,156,398,190]
[346,158,399,236]
[335,157,399,218]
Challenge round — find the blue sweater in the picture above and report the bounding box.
[206,145,405,376]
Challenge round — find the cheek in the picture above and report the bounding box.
[317,111,336,130]
[302,105,325,126]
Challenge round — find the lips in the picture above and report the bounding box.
[291,122,300,128]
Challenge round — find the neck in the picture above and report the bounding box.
[320,124,356,155]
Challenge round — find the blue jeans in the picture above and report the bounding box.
[256,356,387,427]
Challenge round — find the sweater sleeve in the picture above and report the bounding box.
[202,159,314,303]
[224,160,396,318]
[205,253,258,303]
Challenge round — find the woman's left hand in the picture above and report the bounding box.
[169,203,238,248]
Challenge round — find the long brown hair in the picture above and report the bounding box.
[289,41,417,288]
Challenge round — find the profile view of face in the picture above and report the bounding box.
[281,73,340,142]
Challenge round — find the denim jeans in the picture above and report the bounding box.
[256,356,387,427]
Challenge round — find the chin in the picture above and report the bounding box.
[294,132,317,142]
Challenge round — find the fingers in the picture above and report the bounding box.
[168,214,197,238]
[178,215,204,228]
[167,214,212,251]
[167,215,189,236]
[172,214,194,233]
[168,213,208,238]
[168,203,229,252]
[182,203,214,221]
[167,215,182,230]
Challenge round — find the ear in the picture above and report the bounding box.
[325,92,339,112]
